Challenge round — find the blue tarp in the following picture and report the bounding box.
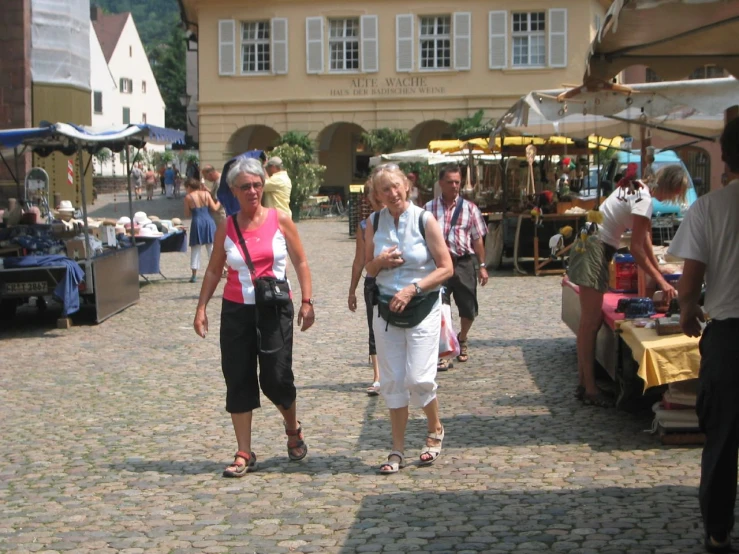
[217,150,265,216]
[3,255,85,316]
[0,123,185,153]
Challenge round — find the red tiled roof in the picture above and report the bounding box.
[92,11,130,63]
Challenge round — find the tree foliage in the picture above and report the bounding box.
[361,128,410,154]
[93,0,180,56]
[276,131,314,157]
[449,109,492,138]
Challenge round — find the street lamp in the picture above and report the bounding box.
[179,93,191,108]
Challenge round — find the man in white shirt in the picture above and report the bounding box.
[668,117,739,554]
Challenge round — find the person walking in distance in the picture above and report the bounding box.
[201,164,227,226]
[263,157,293,217]
[424,165,488,370]
[668,117,739,554]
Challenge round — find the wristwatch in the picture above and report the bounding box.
[302,298,314,306]
[478,262,486,269]
[413,283,423,296]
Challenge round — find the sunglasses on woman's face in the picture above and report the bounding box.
[234,182,264,192]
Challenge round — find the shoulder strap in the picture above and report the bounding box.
[231,214,256,277]
[418,210,426,241]
[446,198,464,241]
[372,210,379,231]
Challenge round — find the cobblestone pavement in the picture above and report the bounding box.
[0,195,706,553]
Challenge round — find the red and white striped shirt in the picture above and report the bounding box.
[424,196,487,258]
[223,209,290,305]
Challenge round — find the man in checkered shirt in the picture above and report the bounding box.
[424,164,488,369]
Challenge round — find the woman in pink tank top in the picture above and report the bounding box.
[192,157,315,477]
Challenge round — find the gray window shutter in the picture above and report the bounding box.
[396,14,414,73]
[272,18,288,74]
[218,19,236,76]
[549,8,567,68]
[306,17,324,74]
[453,12,471,71]
[361,15,379,73]
[488,11,507,69]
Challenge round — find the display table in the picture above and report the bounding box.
[136,230,187,278]
[619,321,700,391]
[561,276,700,403]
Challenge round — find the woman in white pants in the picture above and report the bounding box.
[364,164,453,474]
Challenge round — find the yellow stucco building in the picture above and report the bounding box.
[179,0,608,191]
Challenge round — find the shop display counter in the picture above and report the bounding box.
[135,230,187,278]
[561,276,700,405]
[0,246,139,324]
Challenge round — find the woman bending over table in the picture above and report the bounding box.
[567,165,688,407]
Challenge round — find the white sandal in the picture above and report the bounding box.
[378,450,405,474]
[419,427,444,466]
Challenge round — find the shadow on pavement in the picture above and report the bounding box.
[110,454,372,475]
[338,486,703,554]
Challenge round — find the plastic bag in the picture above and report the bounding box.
[439,303,460,359]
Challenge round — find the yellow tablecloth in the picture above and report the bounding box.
[619,321,701,391]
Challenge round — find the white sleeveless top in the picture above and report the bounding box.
[373,204,438,296]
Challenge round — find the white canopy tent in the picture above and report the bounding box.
[586,0,739,82]
[494,78,737,141]
[369,149,500,167]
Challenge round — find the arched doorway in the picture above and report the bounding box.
[227,125,280,158]
[409,120,452,149]
[317,122,368,192]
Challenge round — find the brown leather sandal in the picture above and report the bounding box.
[285,421,308,461]
[222,450,257,477]
[456,334,469,363]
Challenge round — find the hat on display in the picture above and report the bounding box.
[117,216,131,225]
[133,211,149,225]
[58,200,75,213]
[149,215,160,222]
[171,217,182,226]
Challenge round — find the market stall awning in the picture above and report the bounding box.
[494,78,737,140]
[0,123,185,154]
[369,149,501,167]
[429,138,493,154]
[586,0,739,81]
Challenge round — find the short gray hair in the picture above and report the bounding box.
[226,157,265,187]
[266,156,283,169]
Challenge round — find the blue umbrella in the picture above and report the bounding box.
[217,150,265,216]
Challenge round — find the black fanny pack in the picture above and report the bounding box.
[254,276,291,307]
[377,293,437,329]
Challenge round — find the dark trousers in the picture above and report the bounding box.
[441,255,478,321]
[220,299,295,413]
[363,277,377,356]
[697,318,739,539]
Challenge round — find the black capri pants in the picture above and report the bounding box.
[220,299,295,413]
[363,276,377,356]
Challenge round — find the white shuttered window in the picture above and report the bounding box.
[241,21,271,73]
[219,19,236,75]
[419,16,451,70]
[453,12,471,70]
[488,11,507,69]
[548,8,567,68]
[396,14,414,72]
[329,18,360,72]
[360,15,379,73]
[306,17,324,74]
[271,18,288,74]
